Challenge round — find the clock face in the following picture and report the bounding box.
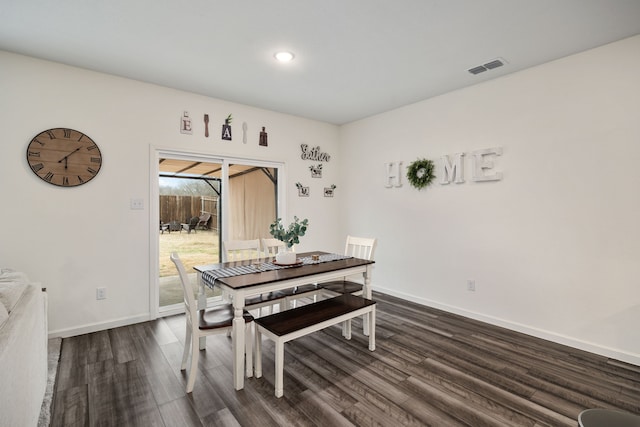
[27,128,102,187]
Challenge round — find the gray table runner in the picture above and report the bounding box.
[201,253,351,289]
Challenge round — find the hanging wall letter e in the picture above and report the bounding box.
[471,147,503,182]
[180,111,193,134]
[384,161,403,188]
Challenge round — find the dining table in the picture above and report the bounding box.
[194,250,375,390]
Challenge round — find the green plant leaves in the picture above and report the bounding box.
[406,158,435,190]
[269,216,309,248]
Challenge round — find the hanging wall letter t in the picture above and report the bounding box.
[384,161,403,188]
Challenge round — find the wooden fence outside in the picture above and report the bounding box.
[159,195,217,229]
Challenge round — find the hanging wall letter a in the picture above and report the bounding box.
[221,114,232,141]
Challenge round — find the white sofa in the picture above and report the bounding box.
[0,269,48,427]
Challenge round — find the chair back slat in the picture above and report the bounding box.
[261,238,285,257]
[222,239,261,262]
[344,235,377,261]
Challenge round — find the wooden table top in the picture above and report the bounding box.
[194,250,374,290]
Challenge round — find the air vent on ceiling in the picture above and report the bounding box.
[468,65,487,75]
[484,59,504,70]
[468,58,507,75]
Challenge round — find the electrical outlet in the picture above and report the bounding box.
[96,287,107,300]
[467,280,476,292]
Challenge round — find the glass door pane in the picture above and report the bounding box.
[156,155,282,313]
[227,163,278,243]
[158,158,222,310]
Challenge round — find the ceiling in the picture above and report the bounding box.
[2,1,640,125]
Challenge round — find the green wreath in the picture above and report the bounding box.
[406,158,436,190]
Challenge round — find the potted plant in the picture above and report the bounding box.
[269,216,309,264]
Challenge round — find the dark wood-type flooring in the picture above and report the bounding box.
[51,292,640,426]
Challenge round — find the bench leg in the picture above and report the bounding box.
[275,340,284,398]
[368,307,376,351]
[254,326,262,378]
[343,319,352,340]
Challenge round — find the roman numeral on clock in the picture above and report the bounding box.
[44,172,54,182]
[63,176,70,186]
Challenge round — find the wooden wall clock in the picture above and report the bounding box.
[26,128,102,187]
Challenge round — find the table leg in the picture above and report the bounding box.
[362,265,372,335]
[232,299,246,390]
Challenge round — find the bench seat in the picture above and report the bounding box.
[254,294,376,397]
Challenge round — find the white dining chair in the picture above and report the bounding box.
[222,239,291,316]
[222,239,262,262]
[321,235,377,297]
[261,238,285,258]
[170,252,254,393]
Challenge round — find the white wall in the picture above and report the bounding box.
[0,51,342,336]
[2,36,639,365]
[339,36,640,365]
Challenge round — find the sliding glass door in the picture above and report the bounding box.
[154,152,282,314]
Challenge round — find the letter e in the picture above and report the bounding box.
[472,147,503,182]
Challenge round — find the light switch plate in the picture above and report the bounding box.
[130,198,144,210]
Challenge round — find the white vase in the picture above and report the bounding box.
[275,246,297,264]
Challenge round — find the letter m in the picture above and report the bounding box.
[440,153,465,184]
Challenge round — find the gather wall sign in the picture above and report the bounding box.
[300,144,331,162]
[384,147,503,188]
[298,144,336,197]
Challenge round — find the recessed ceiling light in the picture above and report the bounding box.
[274,51,295,62]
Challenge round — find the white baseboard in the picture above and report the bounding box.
[48,313,152,339]
[374,286,640,367]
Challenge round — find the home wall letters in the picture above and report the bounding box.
[385,147,503,188]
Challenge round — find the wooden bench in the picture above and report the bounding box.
[254,293,376,397]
